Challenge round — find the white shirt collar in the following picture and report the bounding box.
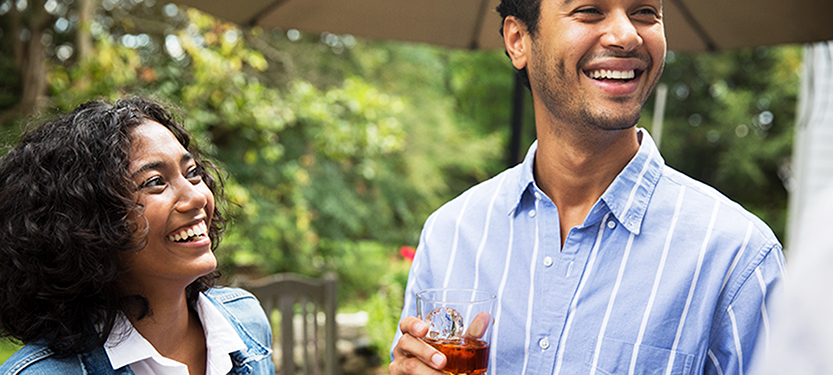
[104,292,248,375]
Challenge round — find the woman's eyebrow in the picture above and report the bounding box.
[131,160,163,178]
[130,153,194,178]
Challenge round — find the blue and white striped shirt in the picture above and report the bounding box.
[395,129,785,375]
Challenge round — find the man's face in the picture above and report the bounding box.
[524,0,666,132]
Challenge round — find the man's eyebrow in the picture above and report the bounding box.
[130,153,194,178]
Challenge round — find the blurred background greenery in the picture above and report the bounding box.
[0,0,799,367]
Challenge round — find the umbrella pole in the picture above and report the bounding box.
[508,74,525,167]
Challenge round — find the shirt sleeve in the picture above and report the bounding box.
[704,241,785,375]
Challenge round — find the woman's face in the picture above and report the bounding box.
[122,121,216,291]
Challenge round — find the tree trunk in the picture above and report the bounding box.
[76,0,94,61]
[17,0,51,116]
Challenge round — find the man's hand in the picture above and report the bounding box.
[389,316,447,374]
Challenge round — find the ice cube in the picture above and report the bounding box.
[425,307,465,340]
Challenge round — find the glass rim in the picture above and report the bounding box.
[416,288,496,304]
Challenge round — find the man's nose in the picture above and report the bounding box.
[600,10,642,52]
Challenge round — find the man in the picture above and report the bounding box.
[390,0,785,374]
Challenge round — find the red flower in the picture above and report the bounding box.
[399,246,416,262]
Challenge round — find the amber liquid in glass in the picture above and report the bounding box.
[425,337,490,375]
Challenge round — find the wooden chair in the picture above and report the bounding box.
[240,273,338,375]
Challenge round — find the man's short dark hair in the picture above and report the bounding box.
[496,0,543,90]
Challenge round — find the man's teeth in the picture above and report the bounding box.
[589,69,636,80]
[168,222,208,242]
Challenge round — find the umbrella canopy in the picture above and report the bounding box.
[174,0,833,52]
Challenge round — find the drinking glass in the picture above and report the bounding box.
[416,288,496,375]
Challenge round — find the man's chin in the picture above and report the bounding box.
[580,108,641,132]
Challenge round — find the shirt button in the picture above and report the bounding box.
[534,192,543,200]
[529,209,536,218]
[543,256,553,267]
[539,337,550,350]
[607,220,616,229]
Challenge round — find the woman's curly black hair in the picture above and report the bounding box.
[0,97,228,357]
[496,0,543,91]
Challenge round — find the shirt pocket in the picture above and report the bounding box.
[585,337,694,375]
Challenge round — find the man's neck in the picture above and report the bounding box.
[534,122,640,245]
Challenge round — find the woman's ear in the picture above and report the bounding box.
[503,16,529,71]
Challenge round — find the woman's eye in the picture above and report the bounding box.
[139,176,165,189]
[186,164,204,182]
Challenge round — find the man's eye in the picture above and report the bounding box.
[575,7,602,15]
[634,8,660,18]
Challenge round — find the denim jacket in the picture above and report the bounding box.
[0,287,275,375]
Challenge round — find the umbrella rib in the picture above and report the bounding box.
[667,0,718,52]
[469,0,492,50]
[246,0,291,27]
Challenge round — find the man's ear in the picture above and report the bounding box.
[503,16,529,71]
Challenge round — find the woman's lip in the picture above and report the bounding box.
[167,220,208,242]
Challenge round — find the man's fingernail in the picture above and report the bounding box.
[415,321,427,331]
[432,353,444,367]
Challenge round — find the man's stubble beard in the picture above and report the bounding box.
[530,46,662,137]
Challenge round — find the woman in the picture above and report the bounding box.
[0,98,275,374]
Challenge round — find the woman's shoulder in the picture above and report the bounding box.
[0,343,57,375]
[204,285,258,304]
[203,286,270,335]
[0,342,123,375]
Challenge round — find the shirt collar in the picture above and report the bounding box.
[508,129,664,235]
[104,292,248,374]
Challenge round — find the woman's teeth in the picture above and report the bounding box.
[168,222,208,242]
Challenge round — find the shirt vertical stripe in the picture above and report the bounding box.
[707,349,725,375]
[721,222,753,294]
[490,212,516,375]
[554,213,611,375]
[666,198,721,375]
[754,267,770,353]
[629,185,686,375]
[402,214,437,319]
[728,305,744,375]
[590,232,636,375]
[622,153,654,218]
[520,199,542,375]
[473,174,507,291]
[443,192,475,288]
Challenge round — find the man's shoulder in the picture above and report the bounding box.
[428,165,523,224]
[659,165,779,244]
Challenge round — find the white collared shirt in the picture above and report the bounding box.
[104,293,248,375]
